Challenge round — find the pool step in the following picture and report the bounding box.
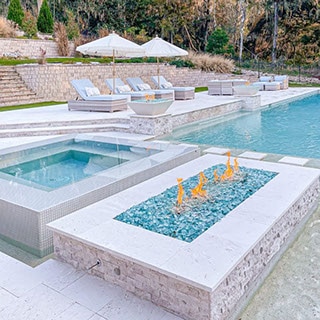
[0,122,131,137]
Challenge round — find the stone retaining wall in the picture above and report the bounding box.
[15,63,217,101]
[0,38,75,58]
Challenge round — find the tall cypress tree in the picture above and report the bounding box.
[37,0,53,33]
[7,0,25,27]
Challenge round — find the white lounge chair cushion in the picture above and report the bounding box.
[259,76,272,82]
[85,86,100,96]
[137,83,152,91]
[161,81,173,89]
[116,85,132,93]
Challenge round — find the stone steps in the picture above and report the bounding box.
[0,66,43,106]
[0,122,131,137]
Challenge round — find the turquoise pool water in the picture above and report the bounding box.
[115,165,277,242]
[0,138,159,190]
[1,150,128,189]
[166,94,320,159]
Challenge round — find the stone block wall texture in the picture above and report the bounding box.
[15,63,217,102]
[52,178,320,320]
[0,38,75,58]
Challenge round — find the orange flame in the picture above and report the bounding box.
[191,171,207,198]
[221,152,234,181]
[213,169,219,182]
[177,178,185,205]
[234,158,239,172]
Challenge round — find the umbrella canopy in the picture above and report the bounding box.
[76,32,145,93]
[142,36,188,88]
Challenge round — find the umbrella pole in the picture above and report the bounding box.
[157,57,160,89]
[112,50,116,94]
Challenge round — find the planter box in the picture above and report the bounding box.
[233,85,260,96]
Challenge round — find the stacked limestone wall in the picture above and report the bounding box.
[0,38,75,58]
[15,63,217,102]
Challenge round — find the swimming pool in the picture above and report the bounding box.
[166,94,320,159]
[0,134,199,257]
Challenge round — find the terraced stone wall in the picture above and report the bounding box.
[15,63,216,102]
[0,38,75,58]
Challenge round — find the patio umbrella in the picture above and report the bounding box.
[76,32,145,93]
[141,36,188,88]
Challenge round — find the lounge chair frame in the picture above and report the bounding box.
[105,78,148,101]
[151,76,195,100]
[69,79,127,112]
[127,77,174,100]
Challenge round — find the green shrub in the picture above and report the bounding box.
[37,0,53,34]
[7,0,24,27]
[21,11,37,38]
[65,9,80,40]
[170,59,195,68]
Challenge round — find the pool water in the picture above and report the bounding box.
[1,150,128,189]
[166,94,320,159]
[115,164,277,242]
[0,138,159,191]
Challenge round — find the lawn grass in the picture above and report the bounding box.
[0,57,158,66]
[289,82,320,87]
[195,87,208,92]
[0,101,66,112]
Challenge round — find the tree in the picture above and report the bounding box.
[238,0,247,64]
[22,10,37,37]
[7,0,25,27]
[37,0,53,33]
[271,0,279,63]
[206,28,234,56]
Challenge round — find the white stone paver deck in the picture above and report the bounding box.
[238,151,267,160]
[203,146,230,155]
[0,87,318,320]
[0,252,181,319]
[278,156,309,166]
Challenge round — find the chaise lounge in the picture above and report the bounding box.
[105,78,152,101]
[69,79,128,112]
[151,75,195,100]
[126,77,174,100]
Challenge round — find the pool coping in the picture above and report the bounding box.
[48,154,320,319]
